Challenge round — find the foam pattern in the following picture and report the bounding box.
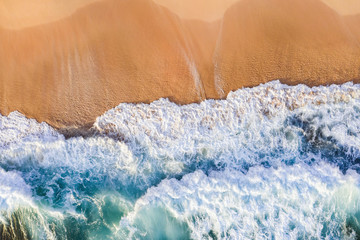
[1,81,360,239]
[119,163,360,239]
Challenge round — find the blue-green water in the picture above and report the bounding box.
[1,81,360,239]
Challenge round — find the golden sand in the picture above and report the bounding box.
[1,0,360,132]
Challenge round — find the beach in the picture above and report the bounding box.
[1,0,360,132]
[2,1,360,238]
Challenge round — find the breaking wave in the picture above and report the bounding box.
[1,81,360,239]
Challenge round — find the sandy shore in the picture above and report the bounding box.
[1,0,360,133]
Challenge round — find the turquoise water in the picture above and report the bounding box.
[1,81,360,239]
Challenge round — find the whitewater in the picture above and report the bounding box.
[1,81,360,239]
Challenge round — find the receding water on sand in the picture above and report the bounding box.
[1,81,360,239]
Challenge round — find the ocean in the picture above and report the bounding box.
[1,81,360,239]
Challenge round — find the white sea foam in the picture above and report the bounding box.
[0,168,32,212]
[0,111,62,148]
[93,81,360,170]
[1,81,360,198]
[2,81,359,170]
[120,163,360,239]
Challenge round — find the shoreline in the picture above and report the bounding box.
[1,0,360,132]
[3,79,360,139]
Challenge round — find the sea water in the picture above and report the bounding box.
[1,81,360,239]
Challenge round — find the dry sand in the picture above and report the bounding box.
[0,0,100,29]
[322,0,360,15]
[1,0,360,133]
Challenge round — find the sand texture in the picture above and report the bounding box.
[1,0,360,132]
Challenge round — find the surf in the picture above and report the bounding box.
[1,81,360,239]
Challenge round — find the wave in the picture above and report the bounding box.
[1,81,360,239]
[120,163,360,239]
